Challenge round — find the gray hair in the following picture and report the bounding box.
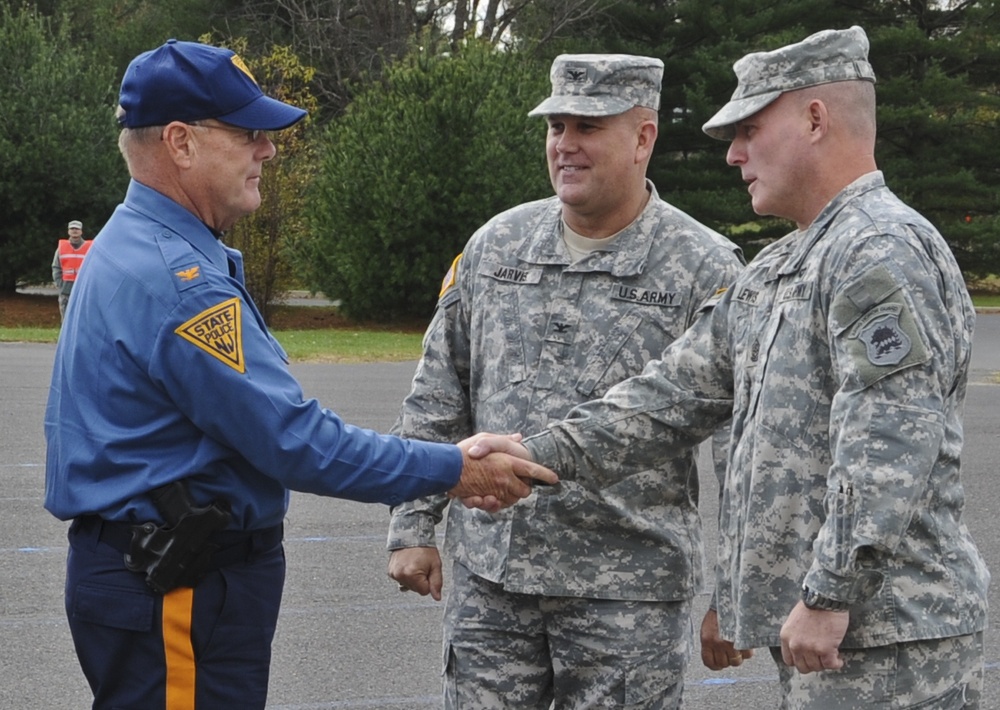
[115,105,164,170]
[795,80,876,141]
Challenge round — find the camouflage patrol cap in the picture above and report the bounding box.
[528,54,663,117]
[702,26,876,140]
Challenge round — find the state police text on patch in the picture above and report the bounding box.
[175,298,246,373]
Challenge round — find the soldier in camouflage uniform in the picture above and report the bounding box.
[474,27,988,709]
[386,54,744,708]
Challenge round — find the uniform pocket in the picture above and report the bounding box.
[622,647,684,706]
[575,311,673,398]
[756,311,831,447]
[70,583,155,632]
[907,682,966,709]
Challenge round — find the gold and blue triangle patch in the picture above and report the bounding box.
[174,298,246,373]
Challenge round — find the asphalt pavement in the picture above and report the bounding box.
[2,316,1000,709]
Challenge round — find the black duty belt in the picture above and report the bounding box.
[71,515,283,572]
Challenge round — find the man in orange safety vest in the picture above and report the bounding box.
[52,219,92,320]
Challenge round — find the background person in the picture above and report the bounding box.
[51,219,91,319]
[472,26,989,708]
[44,39,555,710]
[387,53,744,709]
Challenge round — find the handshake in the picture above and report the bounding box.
[447,433,556,512]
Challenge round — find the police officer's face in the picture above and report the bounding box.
[545,111,648,231]
[189,121,277,232]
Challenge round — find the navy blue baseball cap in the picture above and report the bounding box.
[118,39,307,130]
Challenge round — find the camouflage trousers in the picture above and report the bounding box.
[442,562,692,709]
[58,292,70,320]
[768,631,984,709]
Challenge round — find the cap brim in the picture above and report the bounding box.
[701,90,781,140]
[219,94,307,131]
[528,95,634,118]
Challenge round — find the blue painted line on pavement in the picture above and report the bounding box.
[288,535,382,543]
[694,676,768,685]
[270,697,437,708]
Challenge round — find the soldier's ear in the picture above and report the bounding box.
[636,117,658,163]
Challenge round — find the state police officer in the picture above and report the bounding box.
[44,39,555,710]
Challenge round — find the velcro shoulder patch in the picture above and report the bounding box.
[175,298,245,373]
[440,254,463,298]
[699,286,730,311]
[842,293,929,387]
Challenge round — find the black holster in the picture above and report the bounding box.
[124,481,232,594]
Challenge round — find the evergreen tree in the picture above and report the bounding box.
[55,0,243,77]
[300,40,551,321]
[0,5,124,291]
[539,0,1000,269]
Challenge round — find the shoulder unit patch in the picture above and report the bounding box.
[175,298,246,373]
[440,253,463,298]
[857,310,911,366]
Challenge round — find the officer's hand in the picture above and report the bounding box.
[779,601,849,674]
[700,608,754,670]
[388,547,444,601]
[450,435,557,511]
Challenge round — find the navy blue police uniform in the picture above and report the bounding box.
[45,179,463,708]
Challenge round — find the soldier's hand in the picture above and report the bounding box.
[450,434,557,510]
[700,608,754,670]
[388,547,443,601]
[463,432,532,462]
[779,601,848,674]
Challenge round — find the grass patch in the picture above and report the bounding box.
[0,326,424,363]
[5,286,998,362]
[0,327,59,343]
[275,329,423,363]
[970,294,1000,308]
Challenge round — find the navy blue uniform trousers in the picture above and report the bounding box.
[65,517,285,709]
